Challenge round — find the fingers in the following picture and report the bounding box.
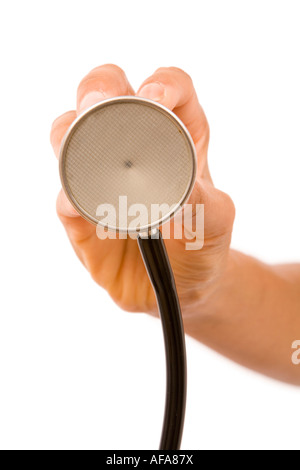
[77,64,135,114]
[56,188,79,218]
[137,67,210,175]
[51,64,135,227]
[56,189,95,241]
[51,65,134,158]
[50,110,77,159]
[50,111,82,222]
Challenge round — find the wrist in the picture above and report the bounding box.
[180,248,237,319]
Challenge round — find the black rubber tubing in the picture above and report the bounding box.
[137,231,187,450]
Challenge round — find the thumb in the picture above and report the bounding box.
[185,179,235,241]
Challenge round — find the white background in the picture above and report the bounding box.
[0,0,299,450]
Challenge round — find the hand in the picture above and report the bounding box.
[50,64,235,317]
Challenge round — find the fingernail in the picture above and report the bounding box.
[138,82,165,101]
[78,90,107,113]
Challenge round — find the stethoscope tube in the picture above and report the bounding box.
[138,231,187,450]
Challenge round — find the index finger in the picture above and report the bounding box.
[137,67,210,174]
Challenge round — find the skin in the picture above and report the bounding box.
[51,64,300,385]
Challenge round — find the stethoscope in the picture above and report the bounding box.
[59,96,197,449]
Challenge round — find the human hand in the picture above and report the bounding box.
[50,65,235,316]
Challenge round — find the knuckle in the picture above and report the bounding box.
[117,300,139,313]
[201,119,210,145]
[56,191,64,219]
[170,66,193,81]
[50,111,76,154]
[78,64,128,95]
[193,114,210,148]
[91,63,125,76]
[156,66,193,83]
[112,292,139,313]
[219,191,236,225]
[50,110,75,133]
[107,282,141,313]
[102,63,127,77]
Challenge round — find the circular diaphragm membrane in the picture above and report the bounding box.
[59,96,197,233]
